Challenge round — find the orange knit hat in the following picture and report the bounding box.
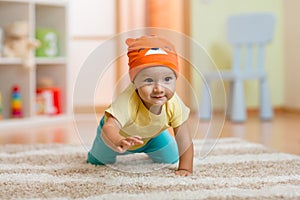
[126,35,179,81]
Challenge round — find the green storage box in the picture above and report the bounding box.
[35,29,59,57]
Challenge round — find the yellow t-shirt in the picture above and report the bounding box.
[105,83,190,149]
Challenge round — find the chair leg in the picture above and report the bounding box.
[260,79,273,120]
[199,81,211,120]
[226,82,233,118]
[231,80,246,122]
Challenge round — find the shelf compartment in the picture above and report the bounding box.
[35,3,67,57]
[0,1,30,29]
[0,65,32,119]
[36,64,67,115]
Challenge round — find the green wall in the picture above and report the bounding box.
[190,0,284,110]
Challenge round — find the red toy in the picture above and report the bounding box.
[36,87,61,115]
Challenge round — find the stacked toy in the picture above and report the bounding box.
[11,85,23,118]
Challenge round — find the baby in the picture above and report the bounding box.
[87,35,194,176]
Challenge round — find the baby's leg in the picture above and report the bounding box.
[87,118,118,165]
[143,130,179,164]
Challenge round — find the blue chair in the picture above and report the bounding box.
[199,13,276,122]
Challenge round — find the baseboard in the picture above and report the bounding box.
[246,107,281,115]
[277,107,300,114]
[246,107,300,115]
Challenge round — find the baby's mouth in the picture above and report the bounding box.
[152,95,165,99]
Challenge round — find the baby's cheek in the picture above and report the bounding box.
[162,83,176,93]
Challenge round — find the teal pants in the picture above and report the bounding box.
[87,117,179,165]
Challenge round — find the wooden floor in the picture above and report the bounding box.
[0,111,299,156]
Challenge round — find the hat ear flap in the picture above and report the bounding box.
[126,38,135,46]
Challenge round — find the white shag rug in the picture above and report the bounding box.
[0,138,299,199]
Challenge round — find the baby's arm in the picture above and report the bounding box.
[173,122,194,176]
[101,115,143,153]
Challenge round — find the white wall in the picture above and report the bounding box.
[69,0,116,107]
[70,0,115,36]
[69,0,147,109]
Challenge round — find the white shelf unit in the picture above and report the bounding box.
[0,0,70,129]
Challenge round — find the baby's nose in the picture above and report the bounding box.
[153,83,164,93]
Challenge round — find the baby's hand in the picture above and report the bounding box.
[175,169,192,176]
[116,136,144,153]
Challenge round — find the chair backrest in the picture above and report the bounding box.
[227,13,276,45]
[227,13,276,73]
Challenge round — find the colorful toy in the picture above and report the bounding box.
[2,21,40,68]
[35,28,59,57]
[0,91,3,120]
[11,85,23,118]
[36,77,61,115]
[36,87,61,115]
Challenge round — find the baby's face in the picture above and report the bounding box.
[133,66,176,110]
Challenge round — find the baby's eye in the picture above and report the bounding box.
[144,78,154,83]
[164,77,173,82]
